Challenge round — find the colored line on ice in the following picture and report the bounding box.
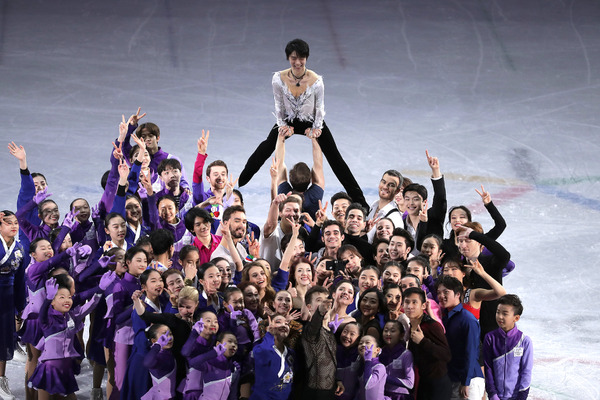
[466,185,533,214]
[535,175,600,186]
[535,185,600,212]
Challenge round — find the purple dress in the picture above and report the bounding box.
[28,293,102,395]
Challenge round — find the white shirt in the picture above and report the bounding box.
[272,72,325,129]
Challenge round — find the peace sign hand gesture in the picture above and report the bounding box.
[127,107,146,126]
[197,129,210,155]
[315,200,329,226]
[475,184,491,205]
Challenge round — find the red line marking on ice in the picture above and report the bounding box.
[466,185,534,214]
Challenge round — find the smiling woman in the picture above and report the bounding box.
[238,38,368,209]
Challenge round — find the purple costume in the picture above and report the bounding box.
[141,342,177,400]
[28,293,102,395]
[336,345,360,400]
[188,346,237,400]
[16,199,53,242]
[483,326,533,400]
[379,342,414,400]
[0,237,25,361]
[180,330,215,399]
[357,357,389,400]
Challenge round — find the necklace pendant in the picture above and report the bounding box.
[296,82,300,87]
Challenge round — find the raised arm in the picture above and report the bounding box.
[278,218,299,273]
[263,192,288,238]
[274,135,288,187]
[311,137,324,189]
[468,260,506,303]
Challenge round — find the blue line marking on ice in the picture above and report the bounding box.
[536,185,600,212]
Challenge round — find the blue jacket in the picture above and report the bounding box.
[250,332,294,400]
[483,326,532,400]
[442,303,484,386]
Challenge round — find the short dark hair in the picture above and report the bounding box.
[157,195,179,212]
[305,285,328,306]
[498,294,524,316]
[37,199,58,217]
[206,160,228,177]
[125,246,149,263]
[401,274,421,288]
[198,261,217,280]
[222,205,245,222]
[162,269,184,285]
[357,287,387,316]
[391,228,414,253]
[157,158,182,175]
[184,207,213,233]
[322,219,344,234]
[285,38,310,59]
[149,229,175,256]
[280,232,305,253]
[383,170,404,188]
[345,203,367,220]
[223,286,243,303]
[278,196,301,213]
[435,275,464,297]
[402,287,426,304]
[31,172,47,182]
[136,122,160,138]
[360,265,381,278]
[289,162,311,192]
[178,245,199,262]
[104,212,125,227]
[407,255,431,276]
[330,192,352,207]
[403,183,428,201]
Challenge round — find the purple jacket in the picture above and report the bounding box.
[142,343,177,400]
[189,347,236,400]
[180,330,215,394]
[335,345,360,400]
[111,272,141,344]
[483,326,533,400]
[379,342,414,398]
[37,293,102,361]
[16,199,54,242]
[357,358,389,400]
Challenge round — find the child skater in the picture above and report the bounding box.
[356,335,387,400]
[21,238,79,399]
[142,325,177,400]
[250,315,294,400]
[380,319,415,400]
[188,331,240,400]
[483,295,533,400]
[180,310,220,399]
[335,321,362,400]
[29,273,115,400]
[110,246,148,397]
[0,211,26,399]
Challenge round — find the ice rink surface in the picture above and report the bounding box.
[1,0,599,398]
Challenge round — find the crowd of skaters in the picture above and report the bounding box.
[0,34,532,400]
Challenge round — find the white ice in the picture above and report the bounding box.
[1,0,599,399]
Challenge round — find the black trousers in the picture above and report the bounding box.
[238,119,368,209]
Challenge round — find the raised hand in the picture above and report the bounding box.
[131,290,143,301]
[66,242,82,257]
[214,342,227,357]
[228,304,242,320]
[278,125,293,138]
[475,184,491,205]
[318,298,333,316]
[117,158,130,184]
[315,200,329,226]
[364,344,374,361]
[328,313,342,333]
[418,199,429,222]
[99,271,117,290]
[467,259,484,276]
[157,332,171,349]
[225,174,238,198]
[131,133,146,151]
[8,142,27,169]
[246,232,260,259]
[455,224,474,238]
[77,245,92,258]
[365,216,381,232]
[269,157,278,180]
[197,129,210,155]
[98,254,116,269]
[45,277,58,300]
[286,309,302,322]
[62,210,80,230]
[91,204,100,220]
[425,149,441,178]
[33,187,52,204]
[193,318,205,335]
[112,141,123,161]
[272,192,289,206]
[127,107,146,126]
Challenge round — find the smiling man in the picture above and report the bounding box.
[367,170,404,235]
[436,275,485,400]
